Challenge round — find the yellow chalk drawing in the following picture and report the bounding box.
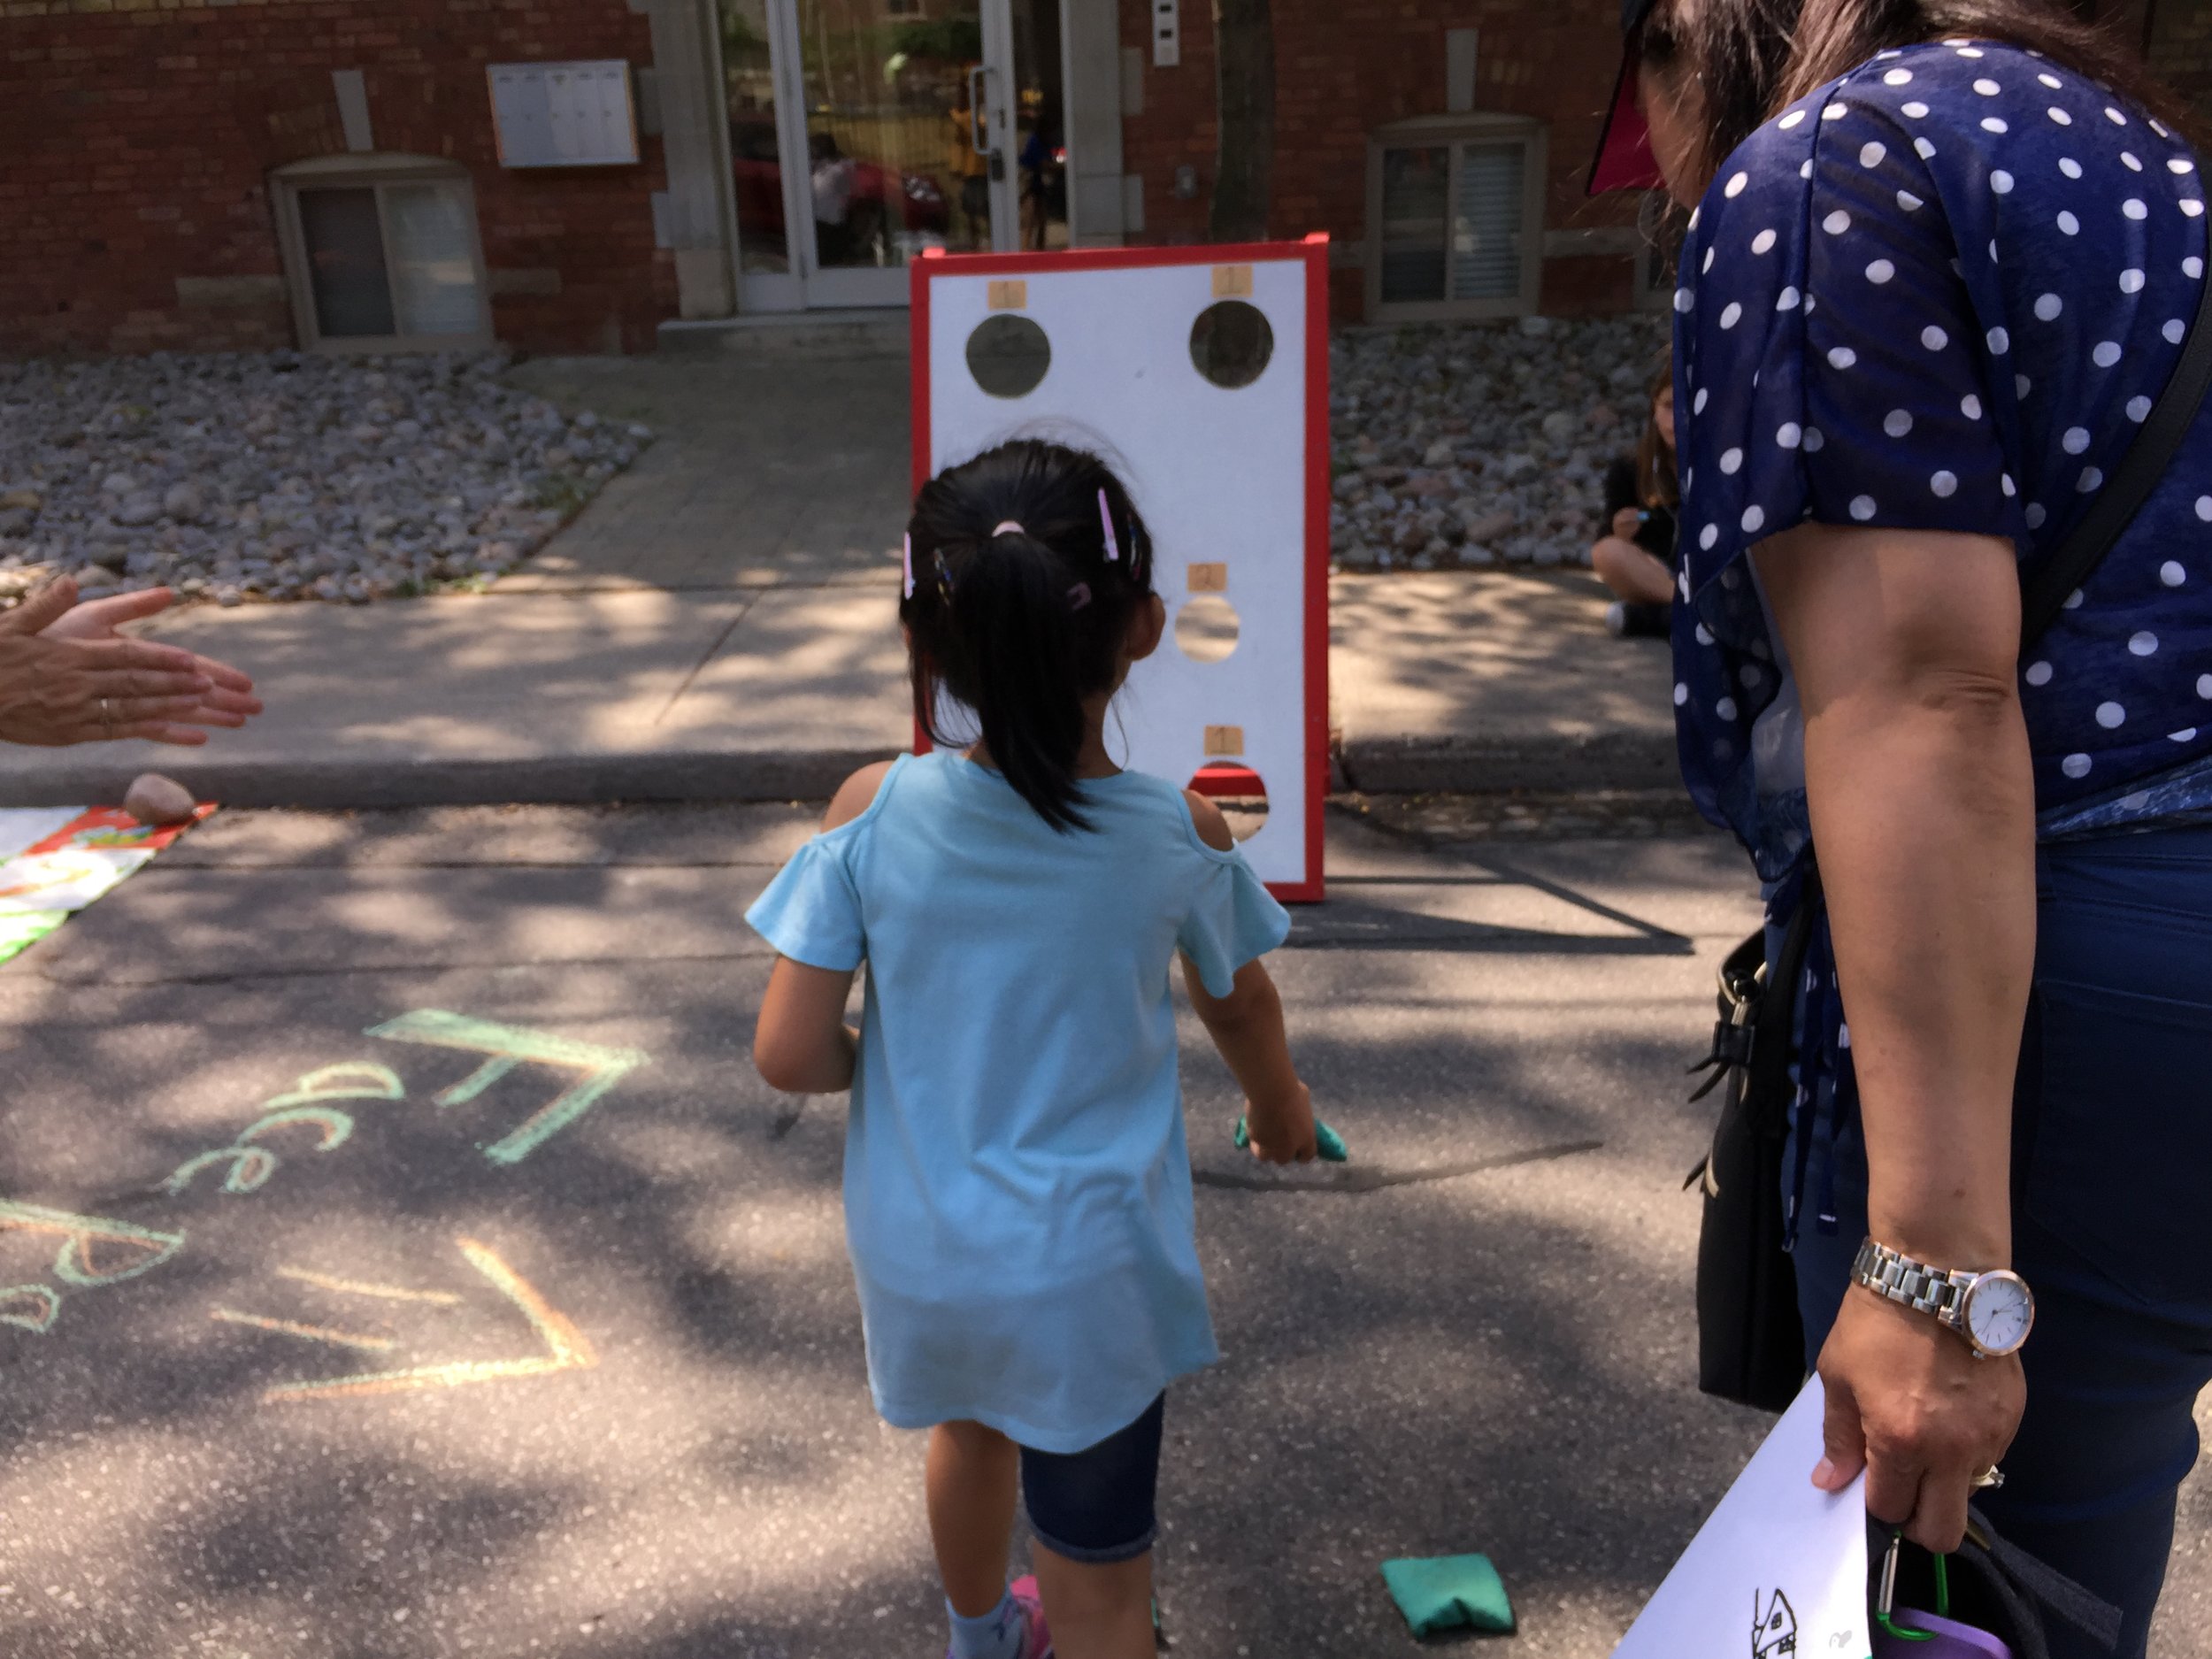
[163,1145,279,1197]
[238,1105,355,1151]
[365,1010,649,1165]
[262,1063,404,1110]
[0,1200,186,1288]
[0,1284,60,1333]
[264,1237,595,1403]
[211,1309,396,1352]
[275,1266,463,1307]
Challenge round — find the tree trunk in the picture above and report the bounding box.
[1210,0,1276,242]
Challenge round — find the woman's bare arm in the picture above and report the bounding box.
[1754,520,2032,1550]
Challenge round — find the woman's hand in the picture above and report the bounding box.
[1611,506,1646,541]
[1243,1080,1317,1164]
[1814,1288,2024,1552]
[0,579,262,747]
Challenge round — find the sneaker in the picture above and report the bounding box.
[1604,600,1629,636]
[1007,1576,1054,1658]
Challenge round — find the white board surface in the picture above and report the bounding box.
[917,247,1324,894]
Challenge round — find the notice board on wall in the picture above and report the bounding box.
[910,239,1331,901]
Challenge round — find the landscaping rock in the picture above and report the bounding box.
[1331,313,1668,574]
[0,352,654,605]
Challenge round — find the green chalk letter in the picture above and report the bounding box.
[0,1200,186,1288]
[365,1010,649,1166]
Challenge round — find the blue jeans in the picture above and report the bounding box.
[1790,826,2212,1659]
[1019,1393,1164,1564]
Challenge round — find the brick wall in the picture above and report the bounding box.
[2144,0,2212,122]
[0,0,676,357]
[1119,0,1645,323]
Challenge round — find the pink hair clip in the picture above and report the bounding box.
[902,533,915,600]
[1097,488,1120,562]
[1067,581,1092,611]
[993,519,1026,538]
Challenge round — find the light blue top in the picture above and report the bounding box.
[744,750,1291,1453]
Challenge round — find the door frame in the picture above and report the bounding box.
[725,0,1025,312]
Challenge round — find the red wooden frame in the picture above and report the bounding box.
[907,236,1331,902]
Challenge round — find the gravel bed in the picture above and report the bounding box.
[1330,312,1671,572]
[0,352,651,606]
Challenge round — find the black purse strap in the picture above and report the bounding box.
[2018,228,2212,650]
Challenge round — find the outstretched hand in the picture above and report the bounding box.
[0,579,262,748]
[1813,1288,2024,1552]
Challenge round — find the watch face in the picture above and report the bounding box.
[1963,1271,2035,1355]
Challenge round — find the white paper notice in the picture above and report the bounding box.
[1611,1378,1871,1659]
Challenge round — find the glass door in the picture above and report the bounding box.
[1005,0,1068,254]
[721,0,1046,310]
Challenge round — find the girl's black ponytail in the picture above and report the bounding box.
[902,442,1155,832]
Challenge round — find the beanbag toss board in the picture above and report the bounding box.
[911,238,1332,901]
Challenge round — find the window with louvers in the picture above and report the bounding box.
[1368,122,1540,320]
[1449,142,1525,302]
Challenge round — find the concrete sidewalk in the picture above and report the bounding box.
[0,353,1678,810]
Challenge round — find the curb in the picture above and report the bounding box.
[0,748,908,812]
[1335,730,1682,795]
[3,738,1680,812]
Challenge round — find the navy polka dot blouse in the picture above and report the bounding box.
[1672,38,2212,883]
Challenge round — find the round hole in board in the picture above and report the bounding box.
[1187,762,1269,844]
[965,314,1052,399]
[1189,300,1274,389]
[1173,595,1240,663]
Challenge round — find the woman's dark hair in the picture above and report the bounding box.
[1636,354,1680,509]
[902,439,1156,833]
[1640,0,2202,185]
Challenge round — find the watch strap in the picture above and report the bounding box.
[1852,1237,1972,1325]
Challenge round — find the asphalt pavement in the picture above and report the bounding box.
[1,803,2205,1658]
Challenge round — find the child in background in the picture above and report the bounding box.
[1589,357,1681,639]
[748,440,1317,1659]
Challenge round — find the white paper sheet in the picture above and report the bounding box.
[1611,1378,1870,1659]
[0,808,80,864]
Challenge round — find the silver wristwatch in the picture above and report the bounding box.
[1851,1238,2036,1359]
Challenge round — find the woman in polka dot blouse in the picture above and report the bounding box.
[1596,0,2212,1647]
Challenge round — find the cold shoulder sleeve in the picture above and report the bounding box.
[746,827,866,972]
[1175,848,1291,999]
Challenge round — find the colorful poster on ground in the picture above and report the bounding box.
[0,804,215,965]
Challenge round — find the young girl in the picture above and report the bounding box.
[747,440,1317,1659]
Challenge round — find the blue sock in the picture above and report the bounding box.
[946,1589,1024,1659]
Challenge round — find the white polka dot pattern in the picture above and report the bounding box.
[1666,39,2212,855]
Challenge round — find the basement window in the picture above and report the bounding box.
[1365,114,1546,323]
[272,156,493,351]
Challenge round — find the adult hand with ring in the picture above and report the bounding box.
[0,577,263,748]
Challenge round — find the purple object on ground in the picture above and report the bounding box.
[1871,1610,2014,1659]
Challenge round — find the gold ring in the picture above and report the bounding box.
[1972,1466,2005,1491]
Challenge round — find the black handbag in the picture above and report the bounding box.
[1870,1509,2123,1657]
[1686,235,2212,1412]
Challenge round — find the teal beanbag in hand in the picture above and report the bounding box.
[1381,1554,1516,1639]
[1232,1115,1350,1162]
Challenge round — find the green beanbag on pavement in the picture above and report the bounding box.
[1380,1554,1516,1639]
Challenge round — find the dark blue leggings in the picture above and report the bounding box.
[1791,826,2212,1659]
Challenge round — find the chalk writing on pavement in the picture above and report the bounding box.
[0,1010,647,1404]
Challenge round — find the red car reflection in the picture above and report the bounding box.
[732,116,949,265]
